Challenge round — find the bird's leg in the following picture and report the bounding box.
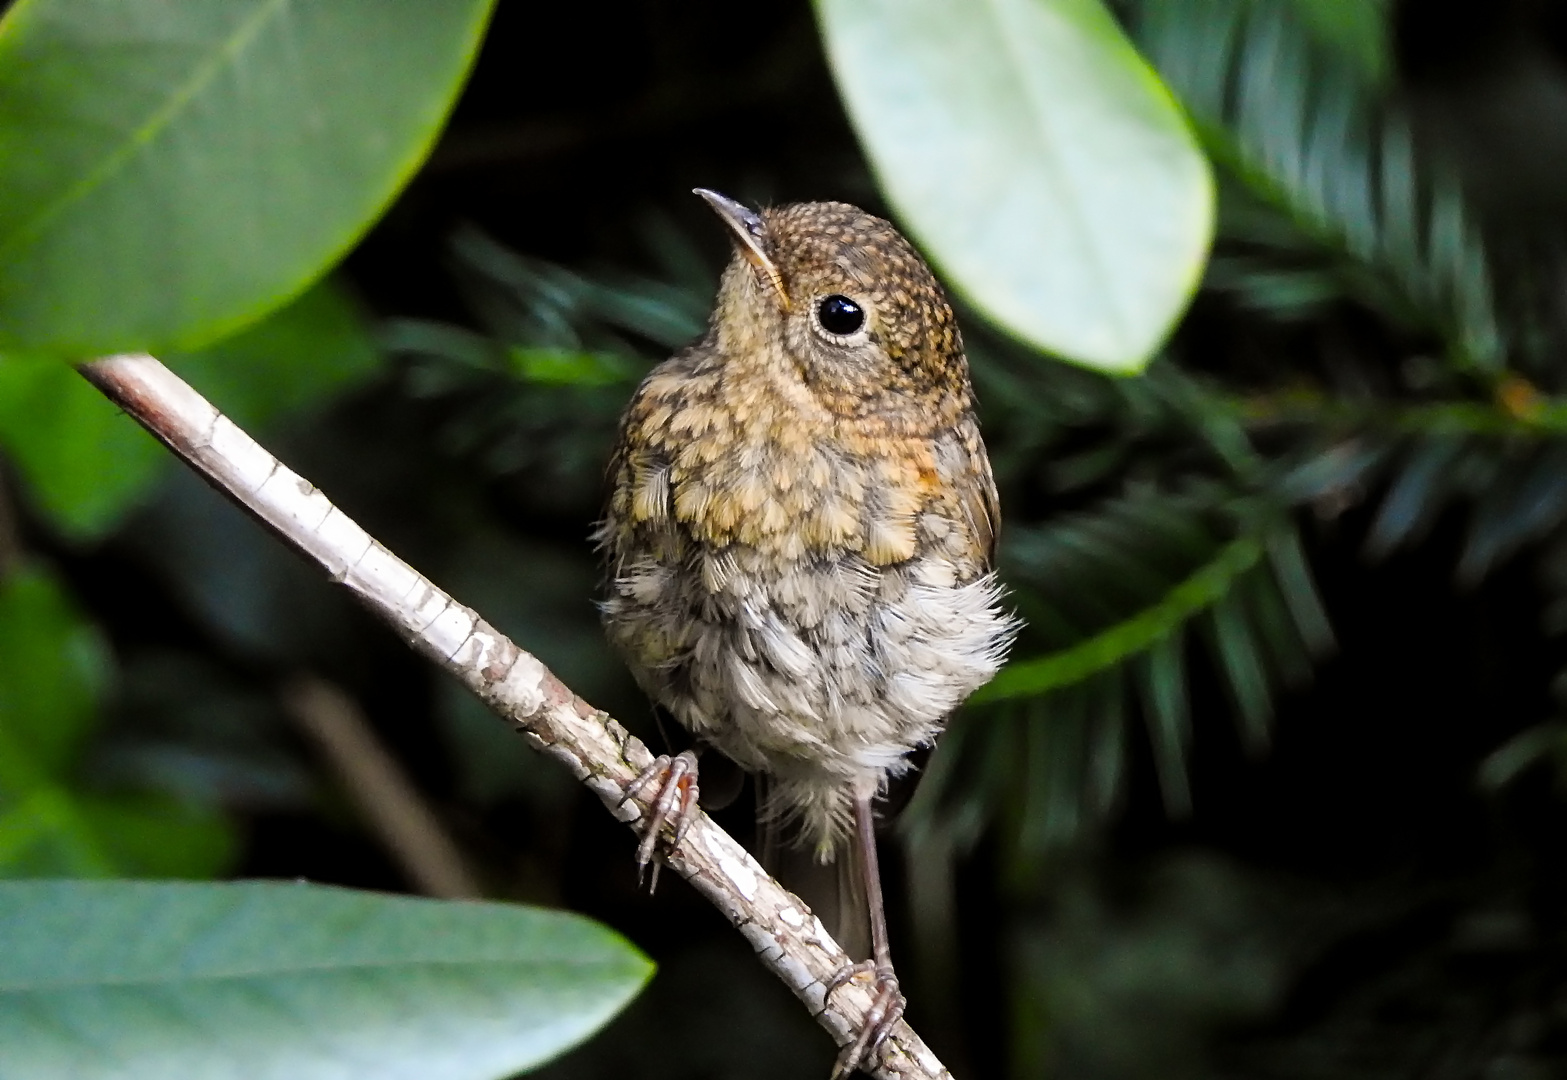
[618,748,700,892]
[827,792,906,1079]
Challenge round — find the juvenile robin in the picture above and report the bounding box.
[598,189,1016,1076]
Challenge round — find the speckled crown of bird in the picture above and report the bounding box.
[709,198,977,426]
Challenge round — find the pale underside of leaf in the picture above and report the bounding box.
[818,0,1215,372]
[0,880,652,1080]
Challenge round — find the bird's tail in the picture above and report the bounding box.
[756,774,870,961]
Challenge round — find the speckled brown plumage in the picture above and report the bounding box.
[599,191,1016,1075]
[597,195,1016,856]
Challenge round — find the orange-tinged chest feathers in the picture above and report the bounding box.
[608,337,970,569]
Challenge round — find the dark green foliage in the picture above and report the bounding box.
[334,5,1567,1072]
[10,2,1567,1078]
[900,0,1567,878]
[356,14,1567,1074]
[0,567,233,878]
[381,224,718,510]
[1141,0,1499,365]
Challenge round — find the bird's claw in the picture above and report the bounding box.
[826,961,905,1078]
[618,749,700,892]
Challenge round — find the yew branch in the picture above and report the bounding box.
[79,353,952,1080]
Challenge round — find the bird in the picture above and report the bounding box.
[597,188,1016,1076]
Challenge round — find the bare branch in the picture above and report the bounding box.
[282,674,482,900]
[79,353,953,1080]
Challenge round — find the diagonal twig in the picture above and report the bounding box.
[79,353,953,1080]
[281,673,482,900]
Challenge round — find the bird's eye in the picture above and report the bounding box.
[816,295,865,336]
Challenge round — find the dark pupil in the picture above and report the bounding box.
[817,295,865,335]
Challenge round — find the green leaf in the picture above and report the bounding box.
[1478,722,1567,790]
[0,0,495,355]
[1138,0,1500,367]
[0,568,236,880]
[1207,591,1272,751]
[1085,674,1128,816]
[506,346,637,388]
[0,791,234,881]
[0,789,113,877]
[0,880,653,1079]
[0,353,165,539]
[165,278,382,431]
[816,0,1214,372]
[1365,435,1466,558]
[1286,0,1391,85]
[0,565,109,783]
[1458,443,1567,586]
[1139,633,1192,814]
[977,535,1263,703]
[72,795,234,880]
[0,281,378,540]
[1018,693,1087,853]
[0,565,117,878]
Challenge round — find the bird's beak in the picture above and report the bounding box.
[693,188,790,309]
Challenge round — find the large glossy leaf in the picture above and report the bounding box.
[0,880,653,1078]
[0,0,494,356]
[817,0,1214,373]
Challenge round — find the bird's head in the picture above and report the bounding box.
[695,189,971,423]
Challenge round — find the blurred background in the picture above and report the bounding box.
[10,0,1567,1076]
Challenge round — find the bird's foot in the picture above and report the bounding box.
[618,749,699,892]
[826,961,905,1078]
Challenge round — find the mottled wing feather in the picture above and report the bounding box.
[597,353,688,563]
[957,413,1000,568]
